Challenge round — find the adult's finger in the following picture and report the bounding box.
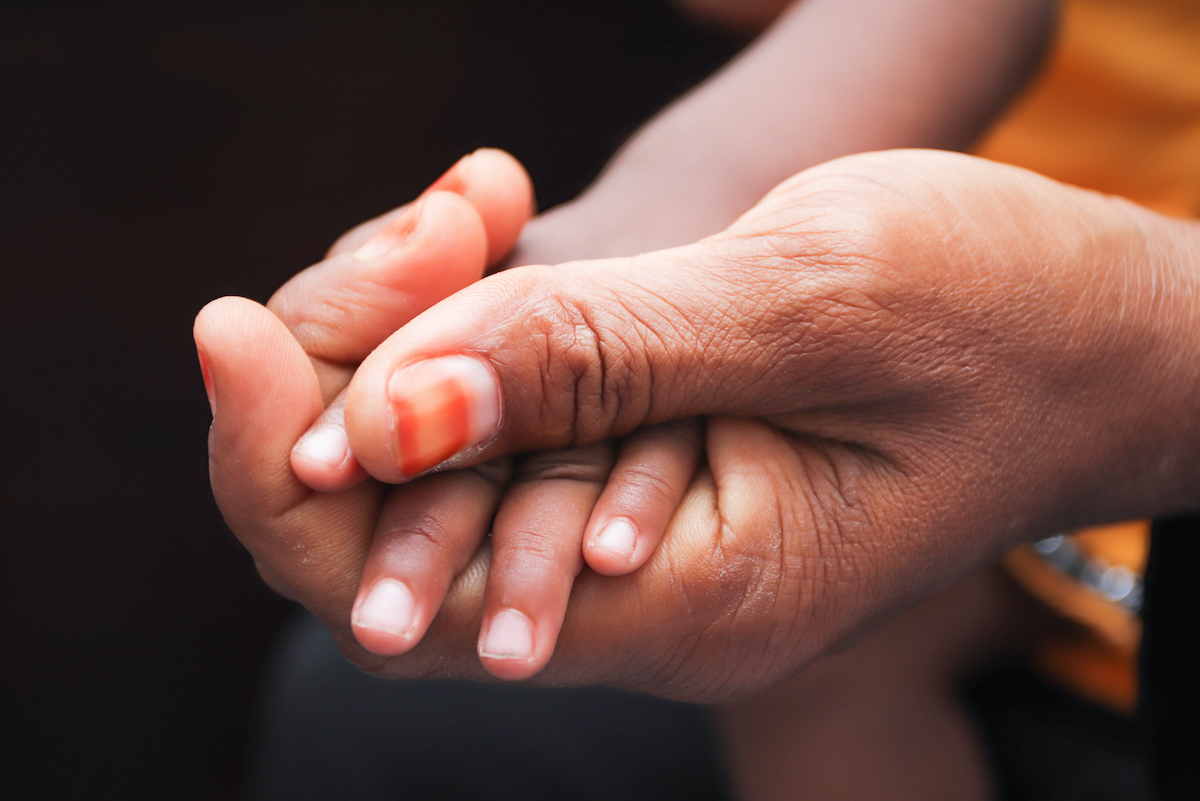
[339,177,889,483]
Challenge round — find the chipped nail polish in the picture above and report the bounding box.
[387,355,500,478]
[351,200,422,261]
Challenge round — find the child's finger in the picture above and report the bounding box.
[583,419,704,576]
[476,442,616,681]
[290,389,368,493]
[350,459,511,656]
[424,148,536,267]
[268,191,488,400]
[195,296,380,624]
[283,189,488,489]
[324,148,535,268]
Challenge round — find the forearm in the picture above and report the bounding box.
[1095,207,1200,523]
[527,0,1056,260]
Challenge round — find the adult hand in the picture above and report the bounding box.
[336,150,1200,700]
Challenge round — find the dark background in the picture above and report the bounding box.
[0,2,738,797]
[2,2,1164,799]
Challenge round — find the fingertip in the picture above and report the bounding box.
[584,518,644,576]
[478,608,547,680]
[290,434,368,493]
[352,578,421,657]
[412,189,490,274]
[193,295,257,347]
[430,148,534,266]
[290,394,369,492]
[583,420,704,576]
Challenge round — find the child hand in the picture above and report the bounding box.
[283,174,706,681]
[196,148,533,625]
[201,147,703,680]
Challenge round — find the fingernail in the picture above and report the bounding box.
[591,519,637,561]
[352,579,416,639]
[293,425,349,468]
[425,152,474,198]
[387,355,500,478]
[479,608,535,661]
[351,200,422,261]
[196,346,215,416]
[455,151,478,200]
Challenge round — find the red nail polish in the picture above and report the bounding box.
[351,199,424,262]
[196,346,215,416]
[387,355,500,477]
[424,153,472,197]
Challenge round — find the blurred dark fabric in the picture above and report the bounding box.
[247,613,1153,801]
[1142,515,1200,801]
[248,613,731,801]
[0,2,736,798]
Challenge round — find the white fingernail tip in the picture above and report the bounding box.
[294,426,349,468]
[352,579,416,638]
[592,519,637,561]
[479,609,535,661]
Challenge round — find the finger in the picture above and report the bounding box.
[290,389,367,493]
[351,459,510,656]
[583,418,703,576]
[341,217,849,484]
[323,148,534,268]
[361,459,741,699]
[424,148,536,267]
[268,190,489,399]
[277,189,488,486]
[195,296,380,624]
[477,442,615,680]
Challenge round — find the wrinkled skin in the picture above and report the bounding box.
[203,150,1200,703]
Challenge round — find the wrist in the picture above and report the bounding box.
[1069,205,1200,525]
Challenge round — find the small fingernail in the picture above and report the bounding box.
[196,346,215,416]
[479,608,535,661]
[293,425,349,468]
[591,519,638,561]
[426,152,474,198]
[352,579,416,639]
[387,355,500,478]
[455,151,478,200]
[351,200,422,261]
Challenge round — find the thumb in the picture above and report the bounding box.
[342,198,865,483]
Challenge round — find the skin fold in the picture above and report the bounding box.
[203,149,1200,701]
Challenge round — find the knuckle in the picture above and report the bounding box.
[379,509,454,558]
[610,462,680,511]
[466,456,513,487]
[498,525,571,570]
[513,443,615,484]
[518,267,664,444]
